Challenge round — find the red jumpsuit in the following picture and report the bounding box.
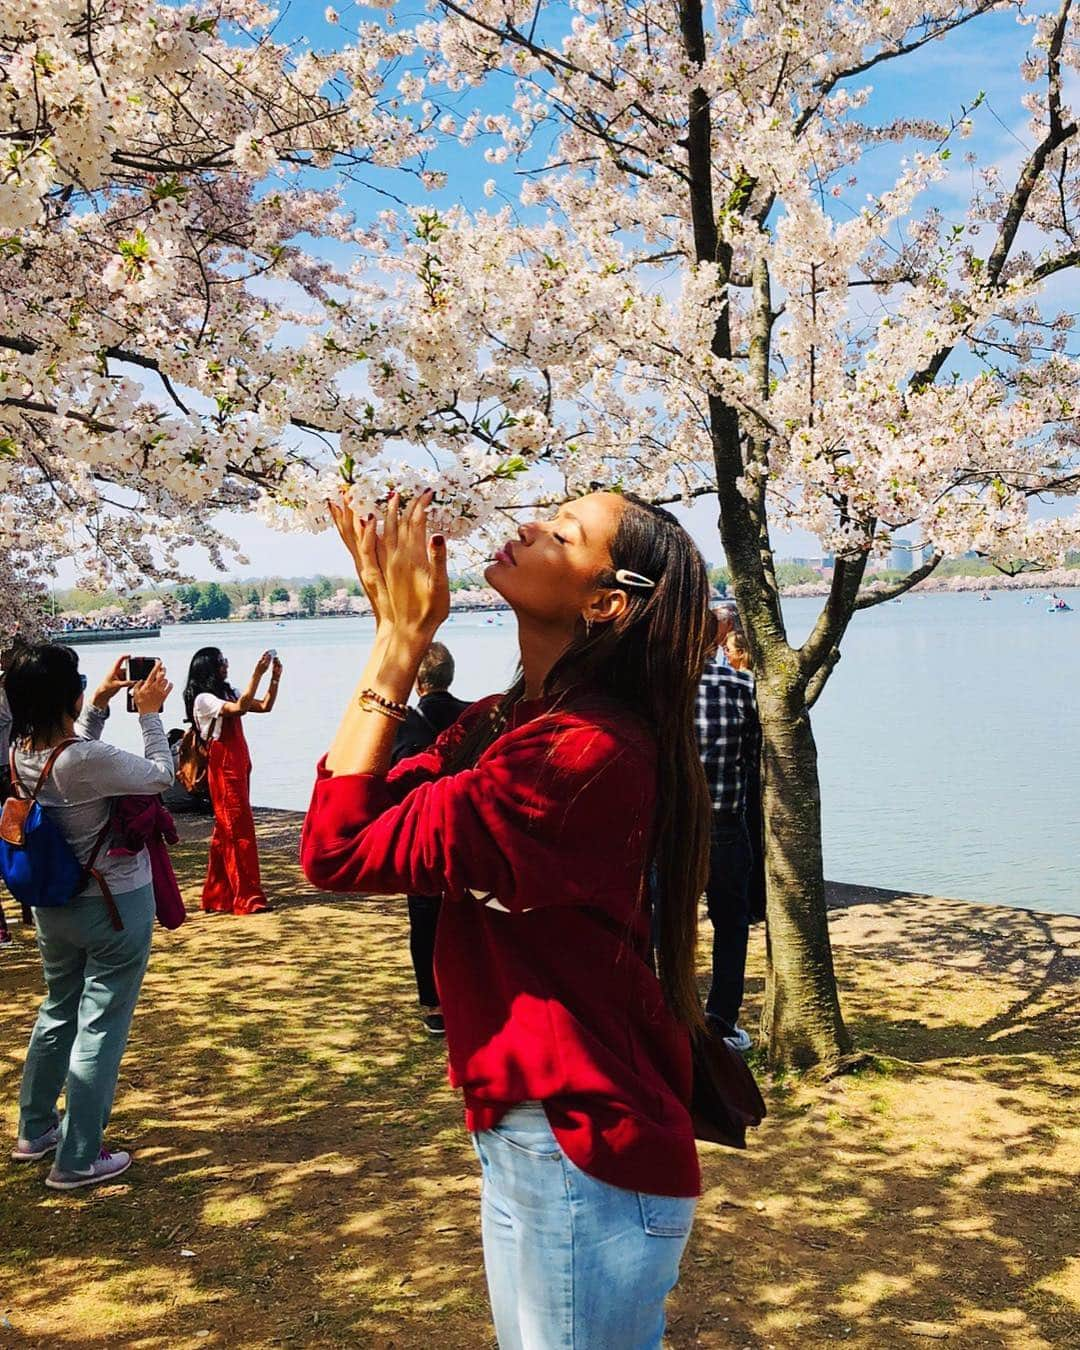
[201,714,267,914]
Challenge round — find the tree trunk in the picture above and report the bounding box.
[756,673,852,1069]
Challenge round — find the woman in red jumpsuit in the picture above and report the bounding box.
[183,647,282,915]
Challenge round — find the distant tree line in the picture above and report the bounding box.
[49,551,1080,621]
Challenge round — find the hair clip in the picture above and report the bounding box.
[614,568,656,590]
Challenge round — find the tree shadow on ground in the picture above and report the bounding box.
[0,815,1076,1347]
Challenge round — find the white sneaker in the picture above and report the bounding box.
[723,1026,753,1054]
[45,1148,132,1190]
[11,1122,61,1162]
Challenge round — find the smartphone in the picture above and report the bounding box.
[125,656,157,713]
[266,649,278,660]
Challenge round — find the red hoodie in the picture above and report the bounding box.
[300,692,699,1197]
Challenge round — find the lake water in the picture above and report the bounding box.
[68,589,1080,916]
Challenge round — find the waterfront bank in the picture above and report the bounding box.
[1,808,1077,1349]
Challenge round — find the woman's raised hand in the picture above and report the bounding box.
[329,495,388,630]
[330,489,449,641]
[91,654,133,710]
[133,661,172,715]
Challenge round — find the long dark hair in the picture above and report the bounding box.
[184,647,233,726]
[4,641,83,747]
[454,494,714,1031]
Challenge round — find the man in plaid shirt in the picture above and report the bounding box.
[696,606,761,1051]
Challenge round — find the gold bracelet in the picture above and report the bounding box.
[360,686,409,717]
[359,688,408,723]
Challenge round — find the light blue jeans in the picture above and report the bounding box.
[472,1102,696,1349]
[18,884,154,1171]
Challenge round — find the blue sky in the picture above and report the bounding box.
[92,4,1070,583]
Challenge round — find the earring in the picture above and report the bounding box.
[584,617,593,638]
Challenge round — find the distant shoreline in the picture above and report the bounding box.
[769,571,1079,602]
[48,572,1080,637]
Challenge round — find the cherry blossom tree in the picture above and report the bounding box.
[330,0,1080,1068]
[0,0,435,621]
[6,0,1080,1068]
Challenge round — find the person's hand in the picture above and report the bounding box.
[328,495,389,631]
[363,489,450,642]
[132,661,172,715]
[254,650,273,679]
[270,657,283,681]
[91,655,133,710]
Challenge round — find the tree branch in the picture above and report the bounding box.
[912,0,1076,389]
[805,647,840,708]
[796,1,1000,136]
[798,547,871,678]
[853,552,944,609]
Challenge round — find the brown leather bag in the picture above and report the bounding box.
[0,740,77,847]
[175,727,208,795]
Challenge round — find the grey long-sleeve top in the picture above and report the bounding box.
[13,703,174,898]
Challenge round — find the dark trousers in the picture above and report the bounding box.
[407,895,441,1008]
[705,816,753,1034]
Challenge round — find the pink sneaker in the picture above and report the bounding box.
[45,1148,131,1190]
[11,1122,61,1162]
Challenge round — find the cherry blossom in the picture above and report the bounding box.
[0,0,430,627]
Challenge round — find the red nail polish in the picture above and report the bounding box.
[432,534,445,546]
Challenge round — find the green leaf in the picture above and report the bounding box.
[493,455,528,480]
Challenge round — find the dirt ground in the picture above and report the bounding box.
[1,810,1078,1349]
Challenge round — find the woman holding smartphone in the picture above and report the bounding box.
[183,647,282,916]
[302,489,714,1347]
[7,645,172,1189]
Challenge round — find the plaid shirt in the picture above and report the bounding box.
[695,656,760,817]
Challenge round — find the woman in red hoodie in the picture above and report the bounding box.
[301,487,714,1349]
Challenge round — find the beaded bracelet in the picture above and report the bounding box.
[359,687,408,723]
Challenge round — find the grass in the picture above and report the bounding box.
[1,814,1078,1348]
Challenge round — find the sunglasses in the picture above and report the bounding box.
[79,674,87,690]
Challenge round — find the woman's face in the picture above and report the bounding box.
[484,491,628,628]
[218,656,229,679]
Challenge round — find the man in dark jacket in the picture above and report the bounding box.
[696,606,762,1053]
[390,642,469,1035]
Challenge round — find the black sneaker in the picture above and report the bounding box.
[422,1011,445,1037]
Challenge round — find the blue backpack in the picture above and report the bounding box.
[0,740,102,911]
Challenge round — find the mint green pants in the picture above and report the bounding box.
[18,884,154,1171]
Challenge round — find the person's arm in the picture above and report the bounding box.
[323,489,449,776]
[83,662,176,793]
[302,713,653,909]
[248,657,282,714]
[85,729,175,795]
[211,652,274,718]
